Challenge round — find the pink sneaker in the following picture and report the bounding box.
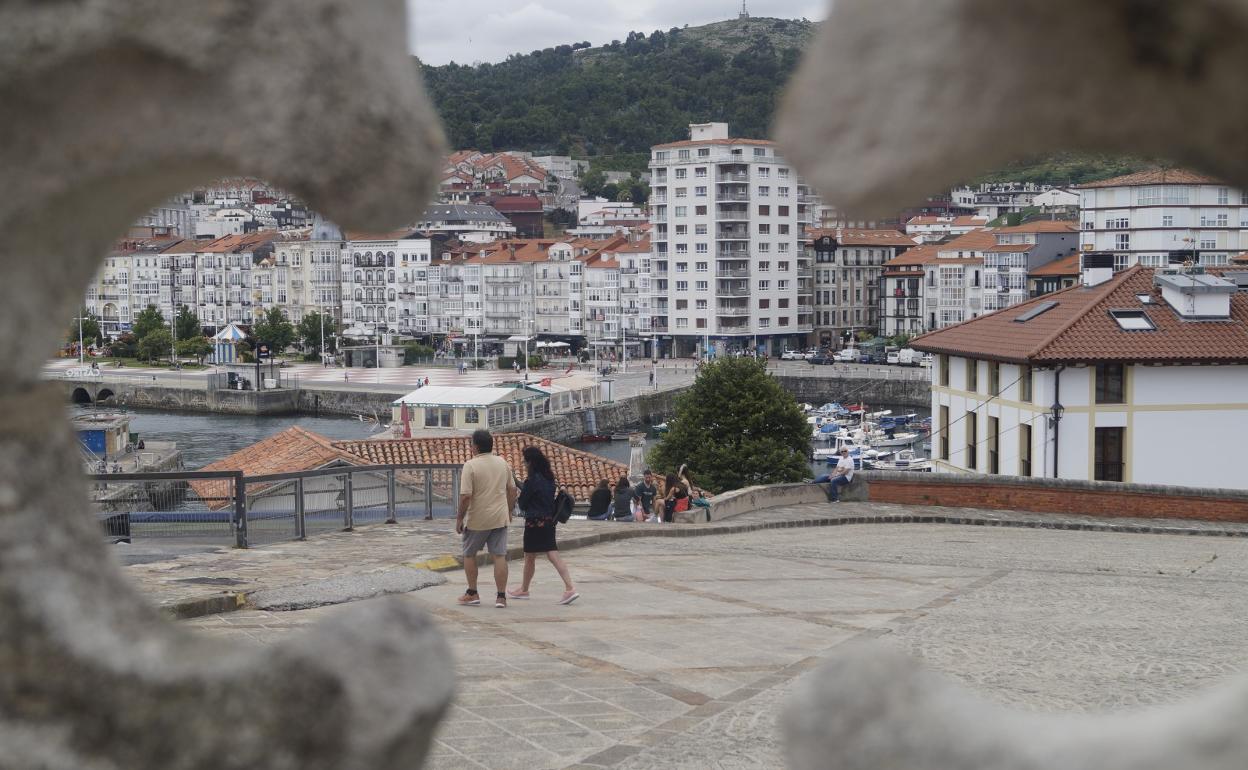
[558,590,580,606]
[506,588,530,600]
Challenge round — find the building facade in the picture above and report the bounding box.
[807,228,916,345]
[981,221,1078,312]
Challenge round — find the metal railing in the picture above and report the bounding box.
[88,463,462,548]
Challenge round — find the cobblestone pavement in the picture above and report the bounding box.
[182,520,1248,769]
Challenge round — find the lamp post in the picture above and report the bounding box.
[75,314,84,364]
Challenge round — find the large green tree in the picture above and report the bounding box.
[68,310,102,348]
[174,304,201,341]
[253,307,295,353]
[297,311,335,354]
[648,357,809,493]
[136,328,173,364]
[131,305,166,341]
[176,336,213,364]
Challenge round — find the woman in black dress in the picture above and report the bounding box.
[586,479,612,520]
[507,446,579,605]
[612,476,634,520]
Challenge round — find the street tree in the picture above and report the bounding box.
[648,357,809,493]
[297,311,334,355]
[137,328,173,364]
[581,168,606,197]
[253,307,295,353]
[174,305,201,341]
[67,310,102,348]
[176,336,213,365]
[131,305,166,341]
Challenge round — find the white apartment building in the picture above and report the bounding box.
[194,208,256,239]
[950,182,1052,220]
[649,122,811,357]
[604,236,653,344]
[914,264,1248,489]
[807,228,914,345]
[267,219,345,326]
[341,231,433,336]
[922,230,994,330]
[415,203,517,243]
[187,232,275,331]
[905,215,989,244]
[1077,169,1248,269]
[981,221,1078,312]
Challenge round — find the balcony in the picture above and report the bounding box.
[716,282,750,297]
[717,225,750,240]
[716,267,750,278]
[652,214,667,223]
[718,247,749,259]
[717,171,749,182]
[718,319,749,332]
[716,306,750,317]
[716,192,750,202]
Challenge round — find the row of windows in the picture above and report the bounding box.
[668,316,794,329]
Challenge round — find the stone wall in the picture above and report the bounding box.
[516,387,684,443]
[297,388,406,418]
[775,375,930,409]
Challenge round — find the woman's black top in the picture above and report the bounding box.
[518,473,556,520]
[587,487,612,517]
[613,487,634,517]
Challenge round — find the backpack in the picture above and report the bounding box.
[555,488,575,523]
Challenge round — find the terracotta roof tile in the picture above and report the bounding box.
[1028,252,1082,277]
[911,267,1248,365]
[190,427,360,508]
[992,221,1078,234]
[1076,168,1225,189]
[882,243,941,268]
[331,433,628,502]
[805,228,917,247]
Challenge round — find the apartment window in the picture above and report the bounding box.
[1162,215,1174,227]
[779,317,790,326]
[695,205,707,215]
[696,299,707,309]
[675,244,688,254]
[675,206,687,217]
[676,317,689,328]
[1095,363,1125,404]
[676,281,688,291]
[778,224,790,234]
[778,243,790,253]
[778,168,790,178]
[1115,233,1130,250]
[778,186,790,197]
[1094,427,1125,481]
[758,298,770,309]
[758,280,771,290]
[966,411,978,470]
[758,224,771,234]
[695,186,707,197]
[778,261,790,272]
[696,318,707,328]
[678,149,691,160]
[695,167,707,178]
[754,147,766,157]
[778,206,789,216]
[675,187,687,198]
[1020,365,1032,402]
[696,244,708,254]
[758,243,771,252]
[675,168,687,179]
[675,225,687,235]
[758,262,770,272]
[758,186,770,197]
[695,224,707,235]
[758,318,771,328]
[1019,423,1033,477]
[988,362,1000,396]
[758,167,770,177]
[695,261,708,272]
[1219,186,1230,205]
[987,416,1000,474]
[1200,235,1216,249]
[758,205,770,216]
[676,299,688,309]
[939,405,950,461]
[695,281,708,291]
[966,358,978,392]
[697,148,710,157]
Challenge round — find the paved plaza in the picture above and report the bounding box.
[180,518,1248,769]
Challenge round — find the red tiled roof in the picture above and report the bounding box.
[1076,168,1225,189]
[911,267,1248,365]
[936,229,1000,254]
[883,243,941,268]
[1028,252,1082,277]
[1231,252,1248,265]
[191,427,360,508]
[332,434,628,502]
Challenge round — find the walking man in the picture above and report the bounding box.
[821,447,855,503]
[456,429,518,608]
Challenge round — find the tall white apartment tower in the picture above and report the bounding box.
[648,123,809,358]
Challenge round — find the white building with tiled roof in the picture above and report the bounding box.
[912,264,1248,489]
[1077,168,1248,270]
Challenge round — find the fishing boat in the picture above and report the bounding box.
[864,449,931,472]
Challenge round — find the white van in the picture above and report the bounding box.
[897,349,917,366]
[886,351,900,365]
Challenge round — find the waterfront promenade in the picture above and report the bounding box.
[116,503,1248,769]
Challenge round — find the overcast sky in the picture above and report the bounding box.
[408,0,827,65]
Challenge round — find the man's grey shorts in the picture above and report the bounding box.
[462,526,508,558]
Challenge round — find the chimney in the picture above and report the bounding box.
[1081,251,1114,287]
[1154,270,1236,319]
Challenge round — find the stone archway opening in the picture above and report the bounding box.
[71,387,93,405]
[95,388,115,404]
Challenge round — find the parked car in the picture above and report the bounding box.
[780,349,805,361]
[834,349,858,363]
[857,353,873,364]
[803,350,817,361]
[809,355,837,365]
[897,348,918,366]
[919,354,933,368]
[886,351,901,365]
[869,352,889,364]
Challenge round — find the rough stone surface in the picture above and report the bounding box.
[251,567,447,612]
[776,0,1248,216]
[0,0,454,768]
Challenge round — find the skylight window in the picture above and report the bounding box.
[1013,300,1057,323]
[1109,309,1156,331]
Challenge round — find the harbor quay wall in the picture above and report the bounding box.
[514,387,684,444]
[64,380,299,415]
[297,388,406,418]
[704,472,1248,524]
[773,375,931,409]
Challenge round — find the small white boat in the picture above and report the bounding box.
[864,449,931,472]
[867,430,923,449]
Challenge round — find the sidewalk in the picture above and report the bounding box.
[120,502,1248,619]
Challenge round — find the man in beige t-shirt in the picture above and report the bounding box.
[456,429,518,608]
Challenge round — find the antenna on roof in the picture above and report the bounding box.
[739,0,749,19]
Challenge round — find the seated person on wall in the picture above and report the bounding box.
[813,447,855,503]
[586,479,612,520]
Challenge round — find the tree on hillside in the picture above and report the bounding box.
[581,168,606,198]
[67,310,102,348]
[131,305,166,341]
[253,307,296,353]
[647,358,810,493]
[600,182,620,201]
[174,304,201,341]
[137,328,173,364]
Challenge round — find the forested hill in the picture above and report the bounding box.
[419,16,1150,183]
[419,17,815,169]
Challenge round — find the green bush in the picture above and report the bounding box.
[403,342,435,365]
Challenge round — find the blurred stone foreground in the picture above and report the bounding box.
[6,0,1248,768]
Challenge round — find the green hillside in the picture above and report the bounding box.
[419,17,1152,183]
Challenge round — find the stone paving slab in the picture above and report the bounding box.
[118,501,1248,618]
[185,523,1248,770]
